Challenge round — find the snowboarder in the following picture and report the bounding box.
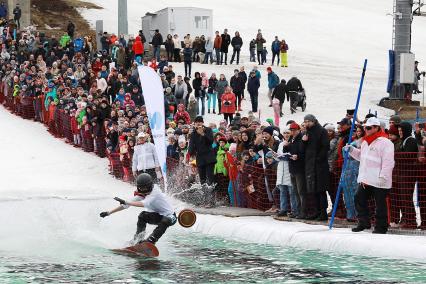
[100,173,177,245]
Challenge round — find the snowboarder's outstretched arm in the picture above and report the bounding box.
[99,196,143,217]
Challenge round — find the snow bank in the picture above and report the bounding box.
[192,214,426,262]
[0,106,134,198]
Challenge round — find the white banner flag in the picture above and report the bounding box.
[137,66,167,188]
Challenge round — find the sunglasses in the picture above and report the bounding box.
[364,126,373,130]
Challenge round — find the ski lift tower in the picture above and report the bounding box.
[388,0,415,100]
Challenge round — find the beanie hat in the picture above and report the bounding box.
[218,137,227,143]
[266,118,274,126]
[178,135,186,144]
[266,67,272,72]
[304,114,316,122]
[390,114,402,125]
[289,122,300,130]
[262,126,274,136]
[324,123,336,131]
[265,151,274,158]
[388,124,399,136]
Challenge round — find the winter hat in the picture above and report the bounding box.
[166,127,175,135]
[324,123,336,131]
[289,122,300,130]
[194,116,204,123]
[266,67,272,72]
[346,109,355,116]
[218,137,227,143]
[265,151,274,159]
[262,126,274,136]
[178,135,186,144]
[266,118,274,126]
[388,124,399,136]
[304,114,316,122]
[337,118,351,126]
[174,128,183,136]
[165,87,172,93]
[389,114,402,125]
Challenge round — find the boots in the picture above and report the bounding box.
[351,223,371,232]
[132,231,145,245]
[315,212,328,221]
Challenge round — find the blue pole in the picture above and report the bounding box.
[329,59,368,229]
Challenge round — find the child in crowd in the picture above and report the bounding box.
[261,46,268,64]
[187,95,198,122]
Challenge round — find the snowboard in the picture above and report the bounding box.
[112,241,159,257]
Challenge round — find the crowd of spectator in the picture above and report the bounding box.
[1,19,426,232]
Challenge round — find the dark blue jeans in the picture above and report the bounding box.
[249,92,258,112]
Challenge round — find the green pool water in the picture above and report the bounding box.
[1,230,425,284]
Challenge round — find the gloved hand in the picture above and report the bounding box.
[342,145,354,153]
[100,211,109,218]
[114,197,126,205]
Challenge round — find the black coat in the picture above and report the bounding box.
[208,78,218,94]
[151,33,163,47]
[239,71,247,88]
[231,36,243,50]
[230,75,245,94]
[272,82,288,103]
[288,132,305,175]
[247,76,260,95]
[192,77,203,98]
[164,39,174,52]
[131,91,145,106]
[304,122,330,193]
[188,126,216,166]
[220,34,231,52]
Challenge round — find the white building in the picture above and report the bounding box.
[142,7,213,43]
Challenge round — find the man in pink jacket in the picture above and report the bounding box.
[344,117,395,234]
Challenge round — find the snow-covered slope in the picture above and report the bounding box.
[0,106,133,199]
[80,0,426,70]
[79,0,426,126]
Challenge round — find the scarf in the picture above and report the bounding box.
[364,130,387,145]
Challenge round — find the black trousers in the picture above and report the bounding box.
[173,48,181,62]
[220,52,228,64]
[314,191,328,216]
[291,173,307,217]
[136,211,176,243]
[184,61,192,78]
[272,52,280,66]
[355,184,390,230]
[257,51,263,65]
[230,49,240,64]
[234,91,242,109]
[224,113,234,124]
[198,162,215,185]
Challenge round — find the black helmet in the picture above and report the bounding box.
[136,173,153,194]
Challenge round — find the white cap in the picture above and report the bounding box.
[324,123,336,131]
[137,132,147,138]
[365,117,381,127]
